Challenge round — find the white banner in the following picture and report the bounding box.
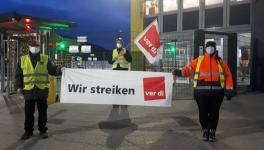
[60,69,173,107]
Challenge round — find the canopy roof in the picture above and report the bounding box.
[0,11,76,32]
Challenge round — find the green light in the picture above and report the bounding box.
[39,26,52,30]
[57,41,68,51]
[169,44,176,52]
[60,43,65,49]
[170,46,176,52]
[47,23,70,28]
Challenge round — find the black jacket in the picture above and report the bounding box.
[109,48,132,70]
[16,53,61,100]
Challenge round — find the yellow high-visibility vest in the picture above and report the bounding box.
[193,56,225,89]
[112,48,129,69]
[21,54,49,90]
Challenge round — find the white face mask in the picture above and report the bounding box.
[116,43,122,49]
[29,46,40,54]
[206,46,215,55]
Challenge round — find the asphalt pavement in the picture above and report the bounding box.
[0,92,264,150]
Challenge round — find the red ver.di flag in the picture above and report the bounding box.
[134,19,161,64]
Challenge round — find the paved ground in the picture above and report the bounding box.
[0,92,264,150]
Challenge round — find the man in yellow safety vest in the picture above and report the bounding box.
[16,40,62,140]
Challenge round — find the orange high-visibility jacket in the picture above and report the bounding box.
[181,53,233,90]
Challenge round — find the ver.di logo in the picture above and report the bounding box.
[143,76,166,101]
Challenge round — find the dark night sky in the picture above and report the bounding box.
[0,0,130,50]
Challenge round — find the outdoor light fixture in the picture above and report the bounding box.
[47,23,70,28]
[39,26,52,30]
[48,42,52,47]
[60,43,65,49]
[22,18,31,23]
[25,18,31,23]
[25,24,31,32]
[57,41,68,51]
[170,44,176,52]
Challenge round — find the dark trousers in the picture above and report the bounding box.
[195,95,224,131]
[24,99,48,133]
[112,105,128,108]
[113,67,128,108]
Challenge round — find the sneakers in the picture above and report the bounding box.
[21,132,33,140]
[202,130,209,141]
[202,129,216,142]
[209,130,216,142]
[21,132,48,140]
[39,132,49,139]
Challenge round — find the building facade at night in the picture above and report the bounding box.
[131,0,252,97]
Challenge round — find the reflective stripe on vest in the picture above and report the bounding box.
[193,56,225,89]
[226,86,234,90]
[21,54,49,90]
[112,48,129,69]
[24,81,50,85]
[199,72,224,77]
[195,86,223,90]
[23,73,48,77]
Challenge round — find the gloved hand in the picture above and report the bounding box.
[225,89,234,101]
[119,50,126,56]
[61,67,66,72]
[173,69,182,77]
[17,88,23,94]
[112,57,118,63]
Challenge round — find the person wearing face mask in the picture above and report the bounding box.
[109,37,132,109]
[173,41,234,142]
[16,40,62,140]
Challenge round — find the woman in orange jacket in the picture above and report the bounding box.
[173,41,234,142]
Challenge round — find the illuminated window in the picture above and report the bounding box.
[163,0,178,12]
[145,0,159,15]
[183,0,199,9]
[205,0,223,6]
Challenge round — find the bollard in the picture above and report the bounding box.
[47,76,56,105]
